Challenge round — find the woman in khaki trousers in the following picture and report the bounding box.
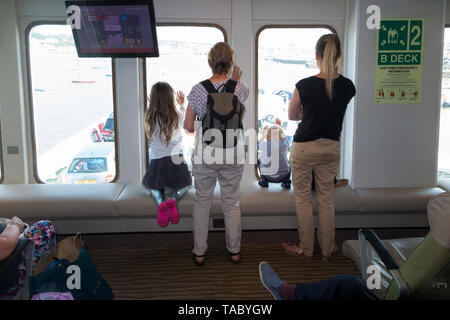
[283,34,356,260]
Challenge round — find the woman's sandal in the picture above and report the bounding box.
[322,244,339,261]
[193,253,206,266]
[335,179,349,188]
[229,252,241,264]
[282,242,313,258]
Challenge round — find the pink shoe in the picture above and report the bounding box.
[166,199,179,224]
[157,202,168,227]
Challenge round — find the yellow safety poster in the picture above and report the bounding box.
[375,18,424,104]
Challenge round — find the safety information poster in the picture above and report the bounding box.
[375,18,424,104]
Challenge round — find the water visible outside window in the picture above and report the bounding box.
[29,24,116,184]
[145,26,225,166]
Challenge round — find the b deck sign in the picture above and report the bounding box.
[375,19,424,104]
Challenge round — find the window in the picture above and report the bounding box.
[28,24,117,184]
[256,26,335,177]
[0,119,3,183]
[439,28,450,178]
[144,25,226,166]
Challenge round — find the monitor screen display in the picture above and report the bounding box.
[66,1,159,57]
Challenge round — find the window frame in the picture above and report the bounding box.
[142,23,228,167]
[25,21,120,184]
[254,24,338,180]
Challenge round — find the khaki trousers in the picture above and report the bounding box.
[290,139,340,256]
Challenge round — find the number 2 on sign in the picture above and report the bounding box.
[410,25,421,46]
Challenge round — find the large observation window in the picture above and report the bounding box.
[145,25,226,166]
[28,24,117,184]
[256,26,334,176]
[439,28,450,178]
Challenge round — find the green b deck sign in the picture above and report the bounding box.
[375,19,424,104]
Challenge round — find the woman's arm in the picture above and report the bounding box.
[183,105,197,133]
[231,65,250,103]
[0,218,25,261]
[288,89,303,121]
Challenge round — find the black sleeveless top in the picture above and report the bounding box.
[293,75,355,142]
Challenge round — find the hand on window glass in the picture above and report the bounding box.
[231,65,243,81]
[176,91,185,106]
[262,125,268,139]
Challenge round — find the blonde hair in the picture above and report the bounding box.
[315,34,341,100]
[208,42,235,75]
[267,125,285,141]
[144,82,179,146]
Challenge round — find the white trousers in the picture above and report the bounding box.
[192,163,244,256]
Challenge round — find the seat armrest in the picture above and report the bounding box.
[358,229,408,300]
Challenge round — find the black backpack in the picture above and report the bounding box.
[200,79,245,148]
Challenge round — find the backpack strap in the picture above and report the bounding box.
[224,79,237,93]
[201,79,238,94]
[235,96,244,129]
[200,80,218,94]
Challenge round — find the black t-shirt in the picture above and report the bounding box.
[293,75,356,142]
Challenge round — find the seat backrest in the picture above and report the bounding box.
[385,192,450,300]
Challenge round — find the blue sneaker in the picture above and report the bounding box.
[259,262,285,300]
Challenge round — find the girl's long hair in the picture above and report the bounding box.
[144,82,179,146]
[315,34,341,100]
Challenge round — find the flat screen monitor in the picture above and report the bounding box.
[65,1,159,57]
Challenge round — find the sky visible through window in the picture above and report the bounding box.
[146,26,225,97]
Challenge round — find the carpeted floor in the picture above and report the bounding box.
[69,229,427,300]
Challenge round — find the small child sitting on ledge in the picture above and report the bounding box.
[258,118,291,189]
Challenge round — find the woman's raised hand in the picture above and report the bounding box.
[231,65,243,81]
[262,125,268,139]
